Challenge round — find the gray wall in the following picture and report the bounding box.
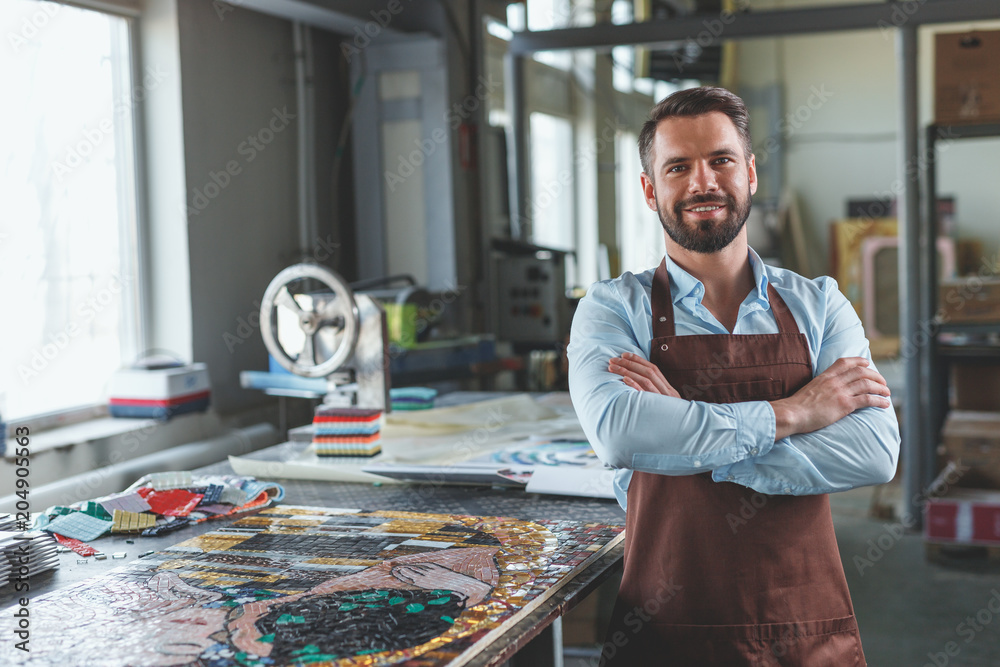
[172,2,354,416]
[158,0,479,416]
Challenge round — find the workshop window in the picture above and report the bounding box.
[0,2,142,423]
[528,112,575,253]
[618,131,664,274]
[509,0,574,72]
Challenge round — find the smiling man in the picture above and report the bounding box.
[567,87,900,666]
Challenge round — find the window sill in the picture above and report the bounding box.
[4,416,159,458]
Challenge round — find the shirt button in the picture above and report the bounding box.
[750,448,759,455]
[783,487,792,494]
[660,344,669,351]
[658,316,666,322]
[693,460,702,467]
[727,475,735,481]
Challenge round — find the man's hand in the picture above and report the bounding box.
[608,352,681,398]
[770,357,891,440]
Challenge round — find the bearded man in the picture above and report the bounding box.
[567,86,899,666]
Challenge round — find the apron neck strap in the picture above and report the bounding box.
[651,258,675,338]
[765,283,798,334]
[651,257,799,337]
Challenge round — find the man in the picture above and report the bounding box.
[567,87,900,666]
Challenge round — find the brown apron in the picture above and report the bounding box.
[601,259,865,667]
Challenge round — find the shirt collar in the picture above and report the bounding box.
[662,247,770,306]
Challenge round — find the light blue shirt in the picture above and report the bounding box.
[567,248,900,510]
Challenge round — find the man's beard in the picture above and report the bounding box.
[656,188,752,254]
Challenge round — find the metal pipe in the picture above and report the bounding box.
[304,24,318,246]
[505,52,527,239]
[294,22,311,257]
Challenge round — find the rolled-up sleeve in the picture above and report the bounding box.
[568,280,777,476]
[712,278,901,495]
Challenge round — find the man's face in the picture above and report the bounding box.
[640,111,757,254]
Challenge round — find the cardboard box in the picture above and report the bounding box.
[952,364,1000,412]
[940,411,1000,489]
[926,488,1000,546]
[935,30,1000,125]
[939,278,1000,324]
[108,363,211,420]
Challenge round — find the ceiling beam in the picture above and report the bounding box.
[232,0,405,37]
[510,0,1000,54]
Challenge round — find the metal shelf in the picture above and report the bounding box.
[935,345,1000,360]
[917,123,1000,527]
[937,322,1000,336]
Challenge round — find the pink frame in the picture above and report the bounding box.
[861,236,956,339]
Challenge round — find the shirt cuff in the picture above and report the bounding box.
[713,401,776,483]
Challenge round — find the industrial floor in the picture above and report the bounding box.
[561,482,1000,666]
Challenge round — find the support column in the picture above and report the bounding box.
[897,24,922,528]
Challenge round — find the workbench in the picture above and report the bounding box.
[0,415,626,666]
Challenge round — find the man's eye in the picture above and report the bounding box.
[714,157,732,165]
[668,165,686,173]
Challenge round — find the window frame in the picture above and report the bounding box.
[6,0,148,436]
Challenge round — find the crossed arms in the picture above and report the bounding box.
[566,279,900,495]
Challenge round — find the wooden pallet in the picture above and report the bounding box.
[925,541,1000,568]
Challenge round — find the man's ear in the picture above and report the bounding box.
[747,153,758,196]
[640,172,658,211]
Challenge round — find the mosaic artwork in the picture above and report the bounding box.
[1,506,623,666]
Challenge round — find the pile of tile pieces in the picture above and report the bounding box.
[312,405,383,457]
[389,386,437,411]
[34,472,284,558]
[0,513,59,586]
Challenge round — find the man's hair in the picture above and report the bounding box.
[638,86,753,178]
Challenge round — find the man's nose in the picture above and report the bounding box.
[687,161,719,194]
